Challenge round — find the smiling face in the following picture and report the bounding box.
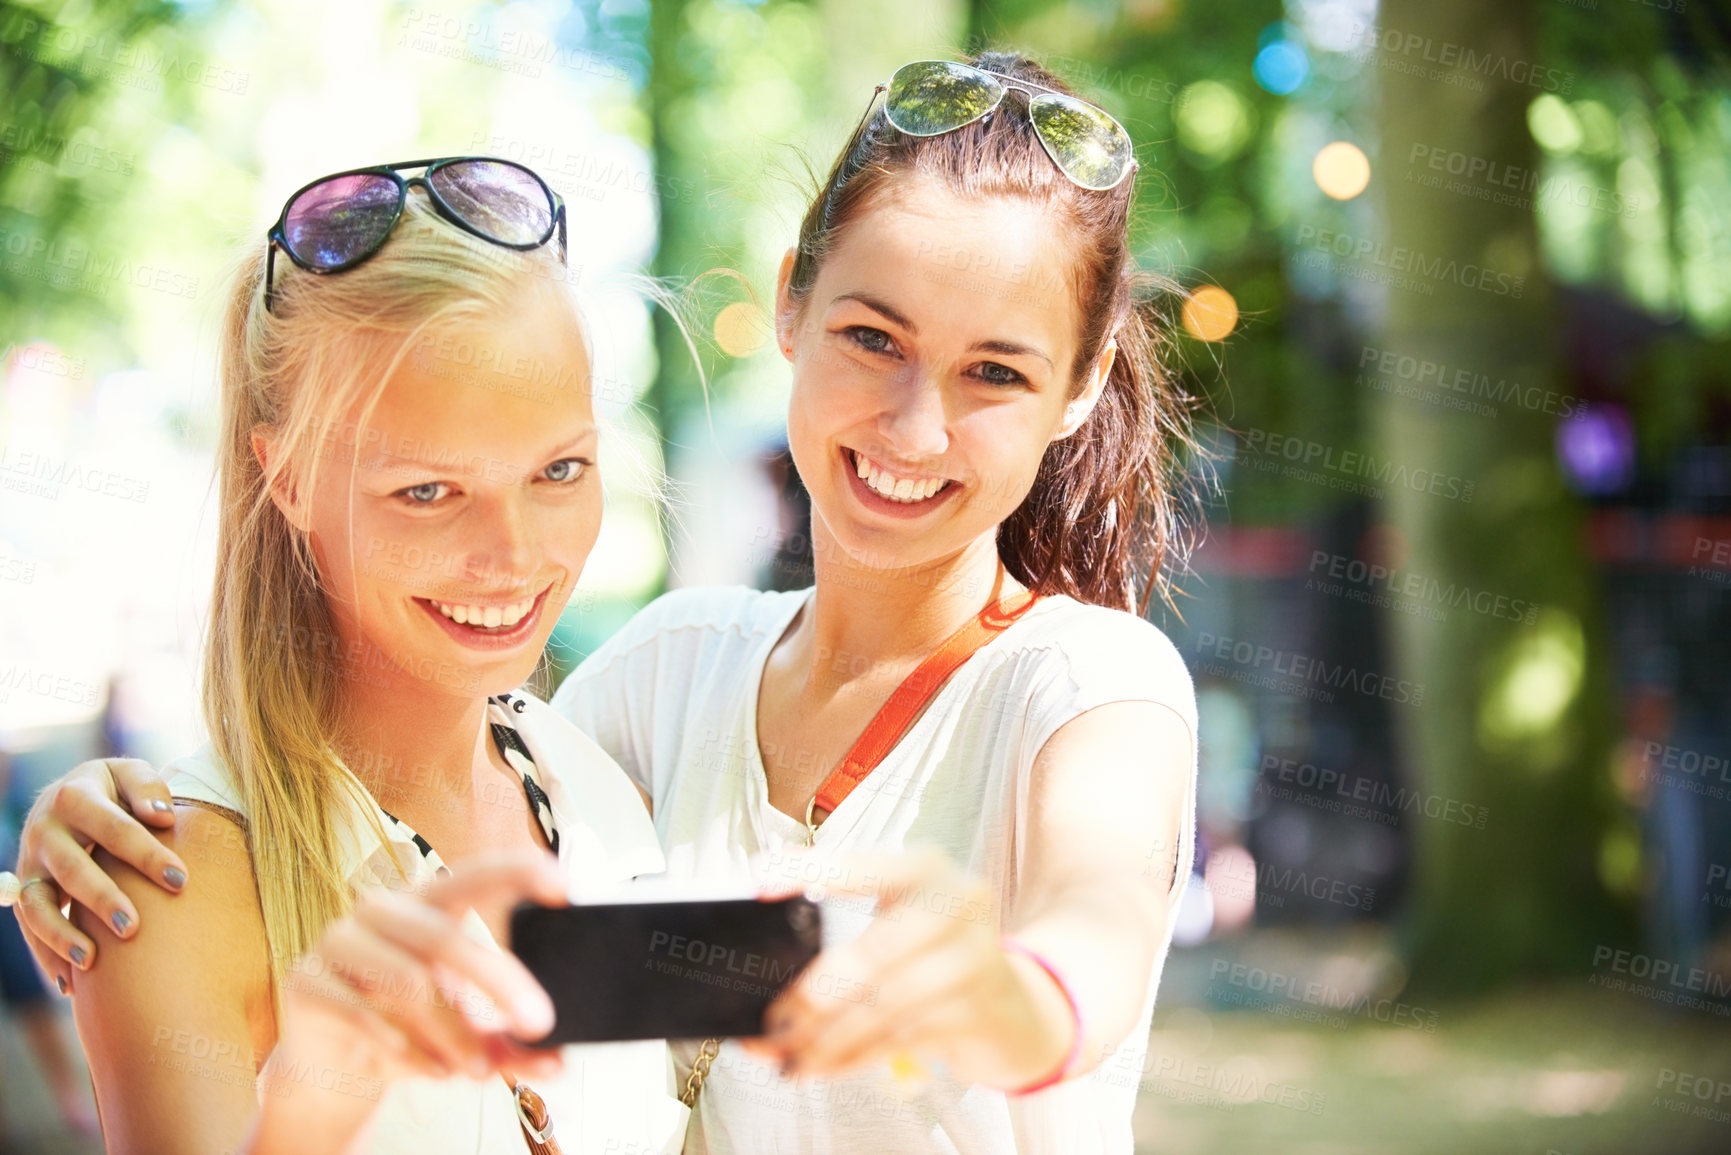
[272,284,600,700]
[778,178,1112,575]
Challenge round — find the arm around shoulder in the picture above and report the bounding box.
[68,803,274,1155]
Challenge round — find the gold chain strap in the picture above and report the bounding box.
[686,796,807,1109]
[679,1037,721,1107]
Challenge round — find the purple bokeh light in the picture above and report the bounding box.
[1556,403,1636,495]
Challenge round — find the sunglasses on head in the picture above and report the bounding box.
[264,156,567,312]
[877,60,1138,192]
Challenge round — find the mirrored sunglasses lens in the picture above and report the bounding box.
[429,159,554,246]
[885,60,1001,136]
[1030,94,1134,190]
[283,174,402,268]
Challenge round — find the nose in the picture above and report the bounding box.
[462,491,540,589]
[873,370,949,464]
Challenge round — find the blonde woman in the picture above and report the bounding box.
[9,158,689,1154]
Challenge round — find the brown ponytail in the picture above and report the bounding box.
[786,50,1209,615]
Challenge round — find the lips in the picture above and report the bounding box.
[432,594,536,629]
[836,447,963,522]
[847,448,956,502]
[413,583,555,651]
[852,449,950,502]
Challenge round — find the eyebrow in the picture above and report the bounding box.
[972,338,1054,370]
[539,427,598,459]
[834,293,1056,370]
[371,426,598,475]
[833,292,915,332]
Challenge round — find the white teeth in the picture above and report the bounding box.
[434,596,535,629]
[851,450,949,504]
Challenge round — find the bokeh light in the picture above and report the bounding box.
[1573,100,1622,157]
[1479,609,1586,754]
[713,300,771,358]
[1182,284,1239,341]
[1289,0,1378,52]
[1253,41,1309,96]
[1528,93,1583,154]
[1313,140,1371,199]
[1176,81,1256,162]
[1556,403,1637,494]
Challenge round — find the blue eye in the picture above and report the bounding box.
[846,326,895,355]
[402,481,446,503]
[543,458,589,483]
[976,362,1025,386]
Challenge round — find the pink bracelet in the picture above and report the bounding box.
[999,935,1082,1095]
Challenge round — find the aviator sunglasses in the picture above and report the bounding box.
[878,59,1138,192]
[264,156,567,311]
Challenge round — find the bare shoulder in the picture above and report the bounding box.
[1027,701,1193,890]
[78,800,269,961]
[1034,699,1195,790]
[68,802,274,1153]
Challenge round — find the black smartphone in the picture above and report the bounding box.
[509,895,823,1045]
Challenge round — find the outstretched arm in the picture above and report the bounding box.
[752,699,1192,1090]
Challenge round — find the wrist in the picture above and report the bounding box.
[250,1081,379,1155]
[999,935,1082,1095]
[252,1034,387,1153]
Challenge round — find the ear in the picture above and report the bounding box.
[1055,339,1116,440]
[250,427,311,533]
[773,247,799,362]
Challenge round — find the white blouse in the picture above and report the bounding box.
[162,691,691,1155]
[554,585,1199,1155]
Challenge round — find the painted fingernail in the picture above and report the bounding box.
[70,946,88,968]
[150,799,172,813]
[55,974,68,995]
[111,910,132,935]
[163,866,186,889]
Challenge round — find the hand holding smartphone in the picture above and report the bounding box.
[509,895,822,1045]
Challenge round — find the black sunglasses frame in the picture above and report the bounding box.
[264,156,568,312]
[872,62,1140,192]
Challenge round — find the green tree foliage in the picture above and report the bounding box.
[645,0,965,441]
[0,0,216,355]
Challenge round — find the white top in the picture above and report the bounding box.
[554,585,1199,1155]
[162,692,691,1155]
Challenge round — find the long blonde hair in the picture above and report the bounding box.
[206,194,576,986]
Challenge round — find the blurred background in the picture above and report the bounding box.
[2,0,1729,1151]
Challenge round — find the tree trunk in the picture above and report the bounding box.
[1372,0,1629,989]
